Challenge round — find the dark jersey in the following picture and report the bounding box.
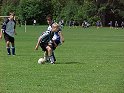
[39,31,55,51]
[39,31,54,44]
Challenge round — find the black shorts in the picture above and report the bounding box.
[40,42,48,51]
[4,32,14,43]
[40,42,56,51]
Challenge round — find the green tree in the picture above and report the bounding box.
[18,0,53,24]
[1,0,20,15]
[0,0,123,25]
[60,1,79,21]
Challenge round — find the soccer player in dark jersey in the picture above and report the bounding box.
[108,21,113,29]
[35,23,59,64]
[96,20,102,29]
[0,12,16,55]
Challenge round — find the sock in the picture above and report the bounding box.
[49,56,55,64]
[44,56,49,62]
[52,52,56,61]
[44,52,49,62]
[7,47,11,55]
[11,47,15,55]
[46,56,49,61]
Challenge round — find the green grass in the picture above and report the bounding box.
[0,26,124,93]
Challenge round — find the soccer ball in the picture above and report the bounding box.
[38,58,45,64]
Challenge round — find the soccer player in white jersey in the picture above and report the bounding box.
[115,21,118,29]
[46,15,64,45]
[44,14,64,62]
[35,23,59,64]
[0,12,16,55]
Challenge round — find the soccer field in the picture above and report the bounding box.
[0,26,124,93]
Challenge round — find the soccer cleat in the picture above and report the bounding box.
[12,54,16,56]
[51,62,55,64]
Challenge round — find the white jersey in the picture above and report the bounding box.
[47,24,61,41]
[47,25,52,31]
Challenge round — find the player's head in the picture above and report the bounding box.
[46,14,53,25]
[9,12,15,20]
[51,23,59,32]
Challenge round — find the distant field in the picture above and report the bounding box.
[0,26,124,93]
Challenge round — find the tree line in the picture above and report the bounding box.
[0,0,124,26]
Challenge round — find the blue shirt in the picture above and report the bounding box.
[2,19,16,37]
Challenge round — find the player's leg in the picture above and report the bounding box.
[44,42,57,63]
[43,51,49,62]
[46,45,55,64]
[52,43,57,62]
[10,37,15,55]
[50,39,61,62]
[4,33,11,55]
[11,42,15,55]
[44,49,56,62]
[40,43,49,62]
[52,51,56,61]
[6,41,11,55]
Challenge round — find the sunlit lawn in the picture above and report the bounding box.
[0,26,124,93]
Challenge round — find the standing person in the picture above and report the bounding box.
[61,19,64,27]
[59,19,64,28]
[96,21,100,29]
[35,23,59,64]
[33,19,36,25]
[108,21,113,29]
[0,12,16,55]
[44,14,64,62]
[115,21,118,29]
[96,20,102,29]
[121,21,124,29]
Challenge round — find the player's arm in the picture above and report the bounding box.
[14,29,16,35]
[0,22,6,39]
[58,31,64,43]
[14,29,17,35]
[14,20,17,35]
[52,39,57,47]
[0,29,3,39]
[35,36,42,50]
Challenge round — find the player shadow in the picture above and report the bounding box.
[57,61,85,64]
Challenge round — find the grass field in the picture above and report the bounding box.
[0,26,124,93]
